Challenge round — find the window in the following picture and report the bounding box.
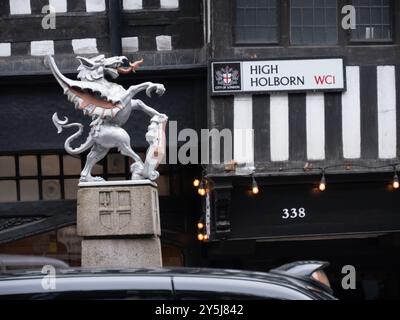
[291,0,337,44]
[351,0,392,41]
[0,226,82,267]
[235,0,279,44]
[0,152,171,203]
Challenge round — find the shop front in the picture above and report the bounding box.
[203,174,400,300]
[208,174,400,241]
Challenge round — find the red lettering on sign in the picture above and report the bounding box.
[314,75,336,85]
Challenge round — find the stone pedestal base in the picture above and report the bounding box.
[81,238,162,268]
[77,181,162,268]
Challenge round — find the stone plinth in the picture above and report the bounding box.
[81,238,162,268]
[77,180,162,268]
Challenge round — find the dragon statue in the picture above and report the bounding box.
[45,54,168,183]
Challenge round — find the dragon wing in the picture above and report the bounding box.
[45,55,125,119]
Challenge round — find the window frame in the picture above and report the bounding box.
[233,0,281,46]
[231,0,396,47]
[347,0,395,45]
[289,0,339,46]
[0,151,173,203]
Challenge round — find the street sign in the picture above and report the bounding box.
[211,58,346,95]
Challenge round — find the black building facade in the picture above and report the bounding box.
[0,0,207,267]
[204,0,400,299]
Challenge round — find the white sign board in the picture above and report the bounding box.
[211,58,345,95]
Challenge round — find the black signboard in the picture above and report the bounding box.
[221,182,400,240]
[212,62,242,93]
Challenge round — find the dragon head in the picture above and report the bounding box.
[76,55,143,81]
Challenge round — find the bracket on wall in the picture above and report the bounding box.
[211,179,233,239]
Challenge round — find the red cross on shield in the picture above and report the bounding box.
[223,72,232,84]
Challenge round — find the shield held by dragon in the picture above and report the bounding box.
[45,54,168,183]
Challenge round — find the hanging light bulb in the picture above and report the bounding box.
[251,176,259,195]
[193,178,201,188]
[197,222,204,230]
[393,171,399,190]
[319,172,326,192]
[198,180,206,196]
[197,233,204,241]
[203,234,209,241]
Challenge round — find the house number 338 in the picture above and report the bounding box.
[282,208,306,219]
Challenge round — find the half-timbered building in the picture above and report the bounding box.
[205,0,400,299]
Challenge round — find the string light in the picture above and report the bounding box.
[393,169,399,190]
[197,164,400,240]
[251,176,259,195]
[198,180,206,197]
[201,162,400,198]
[197,217,206,241]
[193,178,201,188]
[319,171,326,192]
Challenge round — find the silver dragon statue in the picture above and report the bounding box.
[45,54,168,183]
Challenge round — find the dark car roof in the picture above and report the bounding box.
[0,266,334,298]
[0,260,337,300]
[0,267,296,282]
[0,266,307,280]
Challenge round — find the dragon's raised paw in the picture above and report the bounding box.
[146,84,166,97]
[156,86,166,96]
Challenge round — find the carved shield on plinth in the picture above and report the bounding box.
[99,191,131,232]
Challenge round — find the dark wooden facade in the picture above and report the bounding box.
[0,0,205,75]
[206,0,400,241]
[0,0,207,266]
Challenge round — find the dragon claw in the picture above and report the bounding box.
[79,176,105,183]
[156,87,165,96]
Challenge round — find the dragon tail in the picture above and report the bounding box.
[52,113,94,155]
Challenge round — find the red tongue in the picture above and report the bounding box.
[117,58,144,74]
[117,66,133,74]
[129,58,144,71]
